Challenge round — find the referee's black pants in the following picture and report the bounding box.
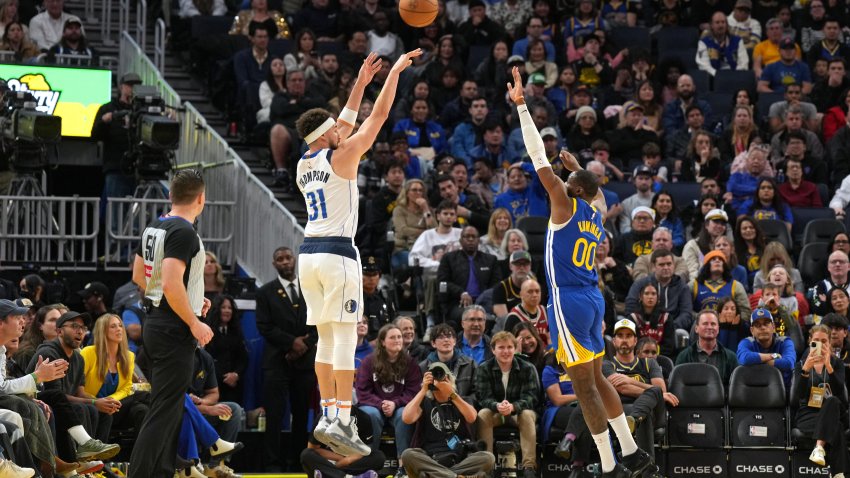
[129,314,196,478]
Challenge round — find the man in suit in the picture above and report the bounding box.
[436,226,502,328]
[256,247,318,472]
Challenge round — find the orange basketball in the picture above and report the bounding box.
[399,0,438,27]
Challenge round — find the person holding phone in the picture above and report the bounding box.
[792,324,847,473]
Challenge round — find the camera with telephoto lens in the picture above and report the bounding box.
[121,85,181,180]
[428,363,447,391]
[0,84,61,173]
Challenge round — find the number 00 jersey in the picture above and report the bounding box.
[296,148,358,239]
[545,198,605,288]
[137,216,206,316]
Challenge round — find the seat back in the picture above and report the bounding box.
[705,92,733,123]
[690,69,711,95]
[664,182,701,210]
[755,92,784,124]
[517,216,548,259]
[604,181,635,202]
[728,365,787,447]
[713,70,756,94]
[797,242,830,287]
[792,208,837,245]
[656,27,700,53]
[656,354,674,381]
[667,363,726,448]
[802,217,846,246]
[759,219,793,251]
[191,15,232,37]
[611,27,651,51]
[659,49,698,73]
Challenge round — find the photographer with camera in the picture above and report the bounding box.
[92,73,142,203]
[401,362,495,478]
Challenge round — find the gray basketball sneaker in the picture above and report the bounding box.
[313,415,335,447]
[324,417,372,456]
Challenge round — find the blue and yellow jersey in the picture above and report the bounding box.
[545,198,605,288]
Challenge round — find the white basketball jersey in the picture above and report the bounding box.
[297,148,358,238]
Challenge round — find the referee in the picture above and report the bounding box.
[129,169,214,477]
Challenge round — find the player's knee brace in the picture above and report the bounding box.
[316,323,335,364]
[331,322,357,370]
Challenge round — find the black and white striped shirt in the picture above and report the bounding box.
[137,215,206,316]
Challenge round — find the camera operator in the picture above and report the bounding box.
[0,81,14,195]
[401,362,495,478]
[92,73,142,203]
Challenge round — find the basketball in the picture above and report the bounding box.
[399,0,438,27]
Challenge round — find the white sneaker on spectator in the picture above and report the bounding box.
[810,445,826,466]
[0,459,35,478]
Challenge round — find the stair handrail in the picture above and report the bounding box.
[136,0,147,52]
[119,30,305,283]
[154,18,166,73]
[119,31,181,108]
[100,0,115,45]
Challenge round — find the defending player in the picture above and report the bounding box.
[293,49,422,457]
[507,66,655,478]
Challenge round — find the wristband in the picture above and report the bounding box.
[339,107,357,125]
[30,372,38,384]
[91,399,96,405]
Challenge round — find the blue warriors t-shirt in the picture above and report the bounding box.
[546,198,605,288]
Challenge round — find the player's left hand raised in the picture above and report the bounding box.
[356,52,382,85]
[506,66,524,105]
[559,150,581,172]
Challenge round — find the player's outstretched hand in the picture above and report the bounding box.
[391,49,423,73]
[506,66,524,105]
[559,149,581,172]
[357,52,382,85]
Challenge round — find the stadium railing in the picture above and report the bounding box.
[0,195,100,270]
[118,31,305,283]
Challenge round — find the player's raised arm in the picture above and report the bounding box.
[336,52,382,141]
[507,66,571,225]
[335,49,423,177]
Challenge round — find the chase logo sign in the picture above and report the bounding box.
[6,74,61,114]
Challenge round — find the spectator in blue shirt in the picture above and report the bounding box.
[494,163,549,224]
[451,97,492,166]
[459,305,493,365]
[725,143,770,213]
[512,16,556,62]
[469,121,513,170]
[738,177,793,233]
[758,38,813,94]
[736,307,796,390]
[392,99,448,157]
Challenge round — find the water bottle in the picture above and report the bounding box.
[257,411,266,432]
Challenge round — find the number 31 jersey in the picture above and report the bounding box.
[296,148,358,239]
[546,198,606,288]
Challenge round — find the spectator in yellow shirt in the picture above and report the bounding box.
[753,18,802,78]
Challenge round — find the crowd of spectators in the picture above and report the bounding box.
[0,0,100,65]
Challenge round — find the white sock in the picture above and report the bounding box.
[321,399,337,419]
[608,413,639,456]
[68,425,92,445]
[337,400,352,426]
[211,438,234,454]
[592,430,617,473]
